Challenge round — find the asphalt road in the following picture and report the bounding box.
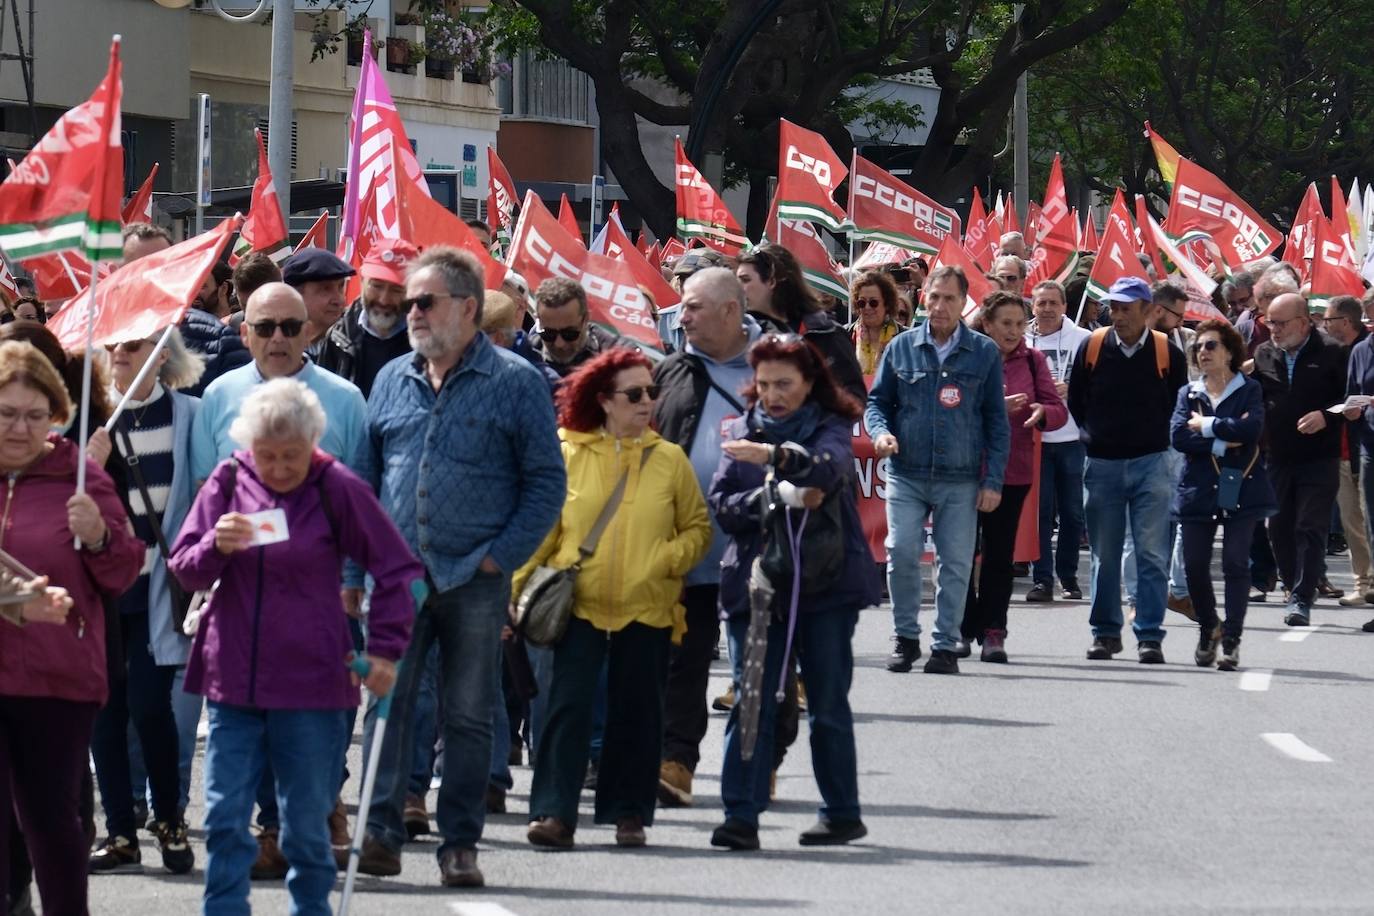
[85,552,1374,915]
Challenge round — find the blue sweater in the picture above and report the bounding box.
[352,334,566,592]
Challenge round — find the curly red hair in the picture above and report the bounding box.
[556,347,655,431]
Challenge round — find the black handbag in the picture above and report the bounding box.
[116,424,194,631]
[758,472,844,596]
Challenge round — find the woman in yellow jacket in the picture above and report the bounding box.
[518,348,711,850]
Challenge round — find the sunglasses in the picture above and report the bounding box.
[1191,339,1222,352]
[400,293,456,313]
[538,327,583,343]
[248,318,305,339]
[760,332,805,346]
[614,385,660,404]
[855,298,884,310]
[105,339,153,353]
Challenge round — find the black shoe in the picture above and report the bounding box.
[952,638,972,659]
[150,820,194,875]
[1364,618,1374,632]
[1060,581,1083,600]
[1283,607,1311,627]
[799,819,868,846]
[1248,588,1267,603]
[1327,534,1348,556]
[886,635,921,673]
[1012,562,1030,577]
[1194,629,1218,667]
[922,649,959,674]
[1138,640,1165,664]
[1025,582,1053,602]
[1317,577,1344,599]
[89,835,143,874]
[1085,636,1123,660]
[710,818,760,851]
[1216,637,1241,671]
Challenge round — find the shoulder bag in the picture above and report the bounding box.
[116,424,195,631]
[516,447,654,647]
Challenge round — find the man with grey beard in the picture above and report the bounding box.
[317,239,418,398]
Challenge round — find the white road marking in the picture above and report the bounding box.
[1261,733,1332,763]
[450,904,522,916]
[1278,625,1320,643]
[1238,670,1272,692]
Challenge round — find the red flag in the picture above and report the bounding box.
[486,146,518,245]
[776,119,848,232]
[557,194,583,247]
[1310,215,1365,299]
[232,129,289,266]
[963,187,995,269]
[296,211,329,251]
[393,152,507,290]
[508,190,661,348]
[1330,176,1356,262]
[1166,157,1281,268]
[1003,194,1020,234]
[1283,183,1322,276]
[854,242,916,270]
[1024,200,1043,249]
[765,195,847,300]
[646,240,662,270]
[674,138,747,254]
[1133,195,1167,278]
[846,152,960,256]
[1144,213,1226,321]
[1026,155,1078,288]
[48,216,241,350]
[661,238,687,261]
[0,37,123,261]
[634,230,651,258]
[21,249,111,301]
[1086,214,1149,300]
[1081,212,1099,252]
[121,162,159,226]
[599,214,679,309]
[930,231,996,318]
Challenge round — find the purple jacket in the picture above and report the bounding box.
[170,449,423,710]
[1002,342,1068,486]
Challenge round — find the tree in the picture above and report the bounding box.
[1034,0,1374,225]
[489,0,1132,239]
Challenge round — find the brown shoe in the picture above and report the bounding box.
[526,816,574,849]
[403,793,430,839]
[250,827,288,881]
[355,834,401,877]
[328,798,350,869]
[657,760,693,807]
[485,784,507,815]
[1166,593,1197,621]
[438,846,484,887]
[615,816,646,847]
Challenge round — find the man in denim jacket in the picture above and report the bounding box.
[866,266,1011,675]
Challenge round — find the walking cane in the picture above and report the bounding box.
[340,579,429,916]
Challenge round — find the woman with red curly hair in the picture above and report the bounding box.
[515,348,711,850]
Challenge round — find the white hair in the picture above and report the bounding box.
[158,327,205,391]
[683,266,745,311]
[229,378,326,448]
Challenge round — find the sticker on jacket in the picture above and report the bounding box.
[938,384,962,408]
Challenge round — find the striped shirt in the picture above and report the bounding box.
[115,384,176,616]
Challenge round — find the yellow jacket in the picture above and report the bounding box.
[513,428,712,637]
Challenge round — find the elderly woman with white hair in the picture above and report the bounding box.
[89,327,206,876]
[169,378,424,915]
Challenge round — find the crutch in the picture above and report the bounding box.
[340,579,429,916]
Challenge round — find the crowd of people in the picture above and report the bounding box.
[3,217,1374,916]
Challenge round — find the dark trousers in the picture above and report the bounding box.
[1250,521,1277,589]
[529,617,670,828]
[1268,458,1339,603]
[0,696,99,916]
[660,584,719,773]
[1032,441,1086,587]
[963,484,1031,639]
[91,612,182,838]
[1182,517,1256,640]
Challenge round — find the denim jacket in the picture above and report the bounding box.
[864,323,1010,490]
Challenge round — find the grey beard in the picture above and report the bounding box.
[367,306,401,336]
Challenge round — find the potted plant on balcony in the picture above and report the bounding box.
[420,6,510,84]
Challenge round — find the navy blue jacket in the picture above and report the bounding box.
[1169,375,1276,523]
[179,307,250,398]
[708,409,879,618]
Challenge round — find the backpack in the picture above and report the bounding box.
[1083,327,1171,378]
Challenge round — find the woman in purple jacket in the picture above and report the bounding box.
[170,378,423,916]
[960,291,1067,662]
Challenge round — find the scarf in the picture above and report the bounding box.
[751,401,823,446]
[853,320,899,375]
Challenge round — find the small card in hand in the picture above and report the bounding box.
[245,509,290,546]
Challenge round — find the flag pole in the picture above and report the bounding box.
[1073,284,1090,327]
[72,255,102,547]
[104,324,177,431]
[847,235,855,326]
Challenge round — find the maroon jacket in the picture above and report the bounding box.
[1003,342,1068,486]
[0,435,142,705]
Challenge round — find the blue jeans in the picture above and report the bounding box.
[363,572,508,856]
[885,474,979,651]
[720,609,860,828]
[407,644,440,796]
[1033,440,1086,587]
[202,702,348,916]
[1083,453,1172,643]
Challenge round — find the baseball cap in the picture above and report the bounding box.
[671,247,729,278]
[1103,276,1153,304]
[360,239,420,287]
[282,248,356,287]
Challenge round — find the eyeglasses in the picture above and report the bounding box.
[0,405,52,430]
[538,327,583,343]
[1191,339,1222,353]
[400,293,456,313]
[613,385,660,404]
[1267,315,1305,331]
[1321,315,1349,325]
[248,318,305,339]
[105,339,153,353]
[854,298,883,311]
